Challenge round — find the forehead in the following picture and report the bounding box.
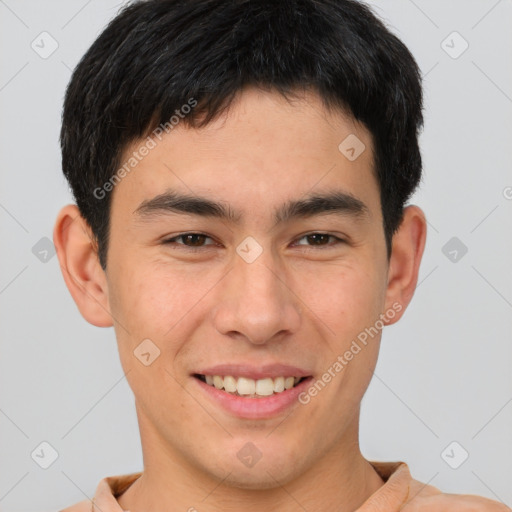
[110,87,379,223]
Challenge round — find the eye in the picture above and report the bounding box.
[293,232,345,248]
[161,232,345,251]
[162,232,217,249]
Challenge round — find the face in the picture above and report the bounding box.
[70,88,416,488]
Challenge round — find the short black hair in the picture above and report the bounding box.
[61,0,423,269]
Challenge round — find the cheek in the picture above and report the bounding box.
[106,262,199,412]
[107,259,221,355]
[293,259,386,339]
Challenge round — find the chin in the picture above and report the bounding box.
[221,469,292,490]
[201,447,302,491]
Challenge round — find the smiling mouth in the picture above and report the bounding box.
[193,374,309,398]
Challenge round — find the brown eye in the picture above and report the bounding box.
[295,233,344,247]
[181,234,207,246]
[306,234,330,245]
[163,233,216,249]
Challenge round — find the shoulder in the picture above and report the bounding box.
[59,499,91,512]
[366,460,510,512]
[405,477,511,511]
[58,471,142,512]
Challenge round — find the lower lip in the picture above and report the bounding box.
[193,376,313,420]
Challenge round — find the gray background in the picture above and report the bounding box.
[1,0,511,510]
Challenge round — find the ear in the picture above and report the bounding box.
[53,204,113,327]
[383,205,427,325]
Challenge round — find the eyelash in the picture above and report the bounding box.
[161,232,346,251]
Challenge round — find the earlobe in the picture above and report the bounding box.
[53,204,113,327]
[383,205,427,325]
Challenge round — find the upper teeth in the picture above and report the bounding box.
[204,375,301,396]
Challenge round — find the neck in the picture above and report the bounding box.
[118,407,385,512]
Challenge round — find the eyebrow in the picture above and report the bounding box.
[134,189,369,226]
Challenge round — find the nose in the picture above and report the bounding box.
[211,245,302,345]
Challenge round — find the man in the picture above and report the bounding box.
[55,0,509,510]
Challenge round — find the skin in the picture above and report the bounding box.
[54,87,426,512]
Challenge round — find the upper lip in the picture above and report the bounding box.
[194,363,312,380]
